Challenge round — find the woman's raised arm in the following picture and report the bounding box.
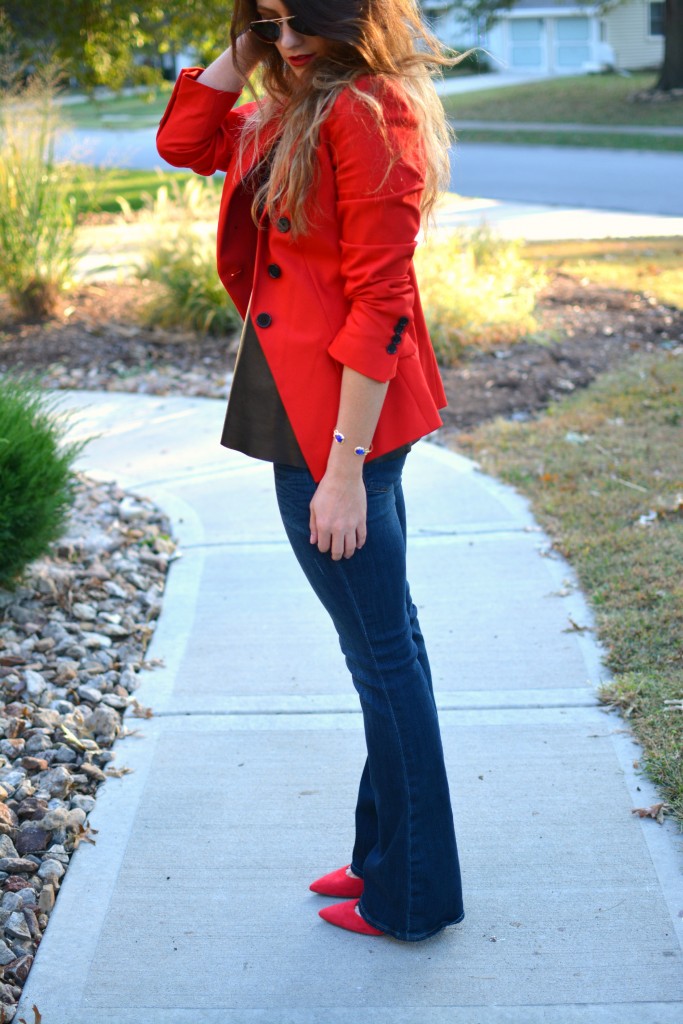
[156,34,263,175]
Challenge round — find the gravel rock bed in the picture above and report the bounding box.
[0,475,175,1021]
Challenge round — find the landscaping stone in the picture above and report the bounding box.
[0,476,175,1021]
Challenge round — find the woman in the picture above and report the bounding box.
[157,0,465,941]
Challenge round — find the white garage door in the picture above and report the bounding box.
[509,19,546,70]
[555,17,592,70]
[507,16,593,73]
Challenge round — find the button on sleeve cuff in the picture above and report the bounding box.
[328,330,399,382]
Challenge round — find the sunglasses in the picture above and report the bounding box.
[249,14,317,43]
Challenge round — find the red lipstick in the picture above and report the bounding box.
[289,54,314,67]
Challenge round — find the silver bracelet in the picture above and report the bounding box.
[333,428,373,456]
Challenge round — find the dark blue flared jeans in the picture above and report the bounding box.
[273,454,464,941]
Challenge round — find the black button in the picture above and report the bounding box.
[276,216,291,233]
[397,316,409,328]
[386,343,398,354]
[391,333,402,344]
[256,313,272,328]
[267,264,282,279]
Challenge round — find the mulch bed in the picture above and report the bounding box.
[1,274,681,430]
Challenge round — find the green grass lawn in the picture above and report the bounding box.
[59,84,174,131]
[455,128,683,152]
[59,80,259,131]
[442,72,683,127]
[68,167,222,217]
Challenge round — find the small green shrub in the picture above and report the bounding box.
[415,225,547,364]
[0,377,84,589]
[0,62,85,318]
[136,177,240,336]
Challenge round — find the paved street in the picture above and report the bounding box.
[56,122,683,218]
[449,143,683,217]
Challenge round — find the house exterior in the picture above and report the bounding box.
[424,0,665,75]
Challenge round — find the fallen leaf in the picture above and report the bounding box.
[16,1005,42,1024]
[631,803,665,824]
[130,700,153,718]
[563,615,591,633]
[58,722,101,752]
[105,766,134,778]
[141,657,165,669]
[71,823,98,849]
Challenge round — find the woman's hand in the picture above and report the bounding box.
[197,31,266,92]
[234,28,270,73]
[311,365,389,559]
[310,469,367,561]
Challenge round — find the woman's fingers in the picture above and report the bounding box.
[312,522,359,560]
[310,473,367,559]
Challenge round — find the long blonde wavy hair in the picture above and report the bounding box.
[230,0,466,237]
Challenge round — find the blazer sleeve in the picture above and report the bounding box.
[156,68,257,176]
[322,81,425,382]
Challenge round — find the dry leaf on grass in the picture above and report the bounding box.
[631,802,666,824]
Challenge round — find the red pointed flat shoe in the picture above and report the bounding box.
[309,865,364,898]
[319,899,384,936]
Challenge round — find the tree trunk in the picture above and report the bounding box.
[656,0,683,90]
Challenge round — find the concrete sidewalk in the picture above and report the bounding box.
[433,71,554,96]
[15,391,683,1023]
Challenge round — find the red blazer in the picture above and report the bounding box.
[157,69,447,482]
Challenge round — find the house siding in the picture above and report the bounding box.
[429,0,664,76]
[604,2,664,70]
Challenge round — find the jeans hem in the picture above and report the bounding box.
[357,901,465,942]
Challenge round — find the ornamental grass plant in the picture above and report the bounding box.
[135,176,240,336]
[415,226,547,364]
[0,61,85,319]
[0,376,84,589]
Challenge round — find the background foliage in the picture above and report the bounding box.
[1,1,235,89]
